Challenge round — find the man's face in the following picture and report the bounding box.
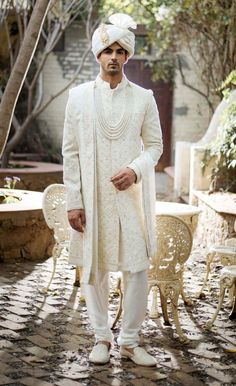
[97,42,128,76]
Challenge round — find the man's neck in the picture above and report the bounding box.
[99,73,123,89]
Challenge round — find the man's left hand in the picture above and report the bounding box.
[110,167,136,191]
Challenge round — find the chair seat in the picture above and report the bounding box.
[197,238,236,298]
[221,265,236,277]
[211,246,236,255]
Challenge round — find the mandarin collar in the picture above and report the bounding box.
[95,74,131,90]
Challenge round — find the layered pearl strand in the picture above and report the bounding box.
[94,85,133,140]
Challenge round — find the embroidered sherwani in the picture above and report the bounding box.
[62,75,163,284]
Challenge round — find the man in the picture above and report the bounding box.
[62,13,163,366]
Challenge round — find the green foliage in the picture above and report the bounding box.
[218,70,236,99]
[202,70,236,192]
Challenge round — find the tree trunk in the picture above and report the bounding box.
[0,0,52,160]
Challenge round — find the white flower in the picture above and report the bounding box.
[155,5,171,21]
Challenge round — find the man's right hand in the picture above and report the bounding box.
[68,209,86,233]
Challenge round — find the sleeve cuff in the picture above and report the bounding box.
[66,200,84,212]
[127,162,142,184]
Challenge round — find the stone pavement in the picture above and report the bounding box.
[0,174,235,386]
[0,244,236,386]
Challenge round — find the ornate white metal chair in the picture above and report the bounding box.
[206,265,236,328]
[112,214,193,343]
[148,214,192,343]
[42,183,80,290]
[197,236,236,299]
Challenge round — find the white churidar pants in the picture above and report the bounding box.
[83,269,148,347]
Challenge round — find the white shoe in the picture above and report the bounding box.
[120,346,156,366]
[89,342,110,364]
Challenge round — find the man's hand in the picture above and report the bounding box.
[110,167,136,191]
[68,209,86,232]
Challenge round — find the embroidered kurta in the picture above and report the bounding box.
[95,76,148,272]
[62,75,163,284]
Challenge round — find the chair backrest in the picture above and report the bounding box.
[220,238,236,266]
[153,214,193,279]
[42,183,70,243]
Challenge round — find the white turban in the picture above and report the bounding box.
[92,13,137,58]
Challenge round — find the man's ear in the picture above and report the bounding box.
[96,53,101,64]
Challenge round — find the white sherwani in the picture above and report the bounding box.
[62,75,163,284]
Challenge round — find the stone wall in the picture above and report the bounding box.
[0,209,54,261]
[195,195,236,248]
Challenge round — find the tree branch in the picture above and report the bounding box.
[0,0,53,159]
[177,54,214,113]
[4,19,14,70]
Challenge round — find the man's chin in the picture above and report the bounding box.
[106,69,120,76]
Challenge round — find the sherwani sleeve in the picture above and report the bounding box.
[62,90,84,211]
[128,91,163,183]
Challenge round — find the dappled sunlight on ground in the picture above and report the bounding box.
[0,246,235,385]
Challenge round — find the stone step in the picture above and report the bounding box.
[180,195,189,204]
[164,166,174,179]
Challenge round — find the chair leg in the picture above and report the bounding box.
[149,285,159,318]
[196,252,215,298]
[159,289,171,326]
[52,244,62,272]
[74,267,86,302]
[206,282,226,329]
[110,274,121,297]
[111,277,123,329]
[229,284,236,320]
[169,285,189,343]
[74,267,80,287]
[44,243,62,292]
[227,286,235,308]
[180,266,193,306]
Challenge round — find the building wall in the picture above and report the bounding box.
[37,23,98,151]
[172,48,214,161]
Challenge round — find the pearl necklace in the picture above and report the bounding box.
[94,85,133,140]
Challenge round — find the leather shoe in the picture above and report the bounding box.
[89,342,110,364]
[120,346,156,366]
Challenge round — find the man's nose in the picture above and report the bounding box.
[111,51,118,60]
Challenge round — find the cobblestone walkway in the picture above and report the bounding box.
[0,243,235,386]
